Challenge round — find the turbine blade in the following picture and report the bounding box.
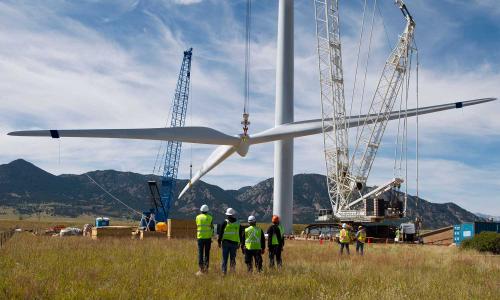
[8,127,240,146]
[178,145,237,199]
[250,97,496,144]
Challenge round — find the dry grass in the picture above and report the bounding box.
[0,232,499,299]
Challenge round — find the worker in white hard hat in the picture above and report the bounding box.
[218,207,243,275]
[244,215,265,272]
[195,204,213,275]
[339,223,350,255]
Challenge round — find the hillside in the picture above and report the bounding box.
[0,159,482,228]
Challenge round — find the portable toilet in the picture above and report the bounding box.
[95,217,110,228]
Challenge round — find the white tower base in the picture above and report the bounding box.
[273,0,294,234]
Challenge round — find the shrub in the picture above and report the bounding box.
[460,231,500,254]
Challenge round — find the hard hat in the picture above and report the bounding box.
[225,208,236,216]
[272,215,280,224]
[200,204,209,212]
[342,223,347,228]
[248,215,256,223]
[358,225,363,229]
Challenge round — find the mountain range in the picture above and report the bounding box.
[0,159,483,229]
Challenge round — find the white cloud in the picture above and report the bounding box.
[0,1,498,217]
[173,0,203,5]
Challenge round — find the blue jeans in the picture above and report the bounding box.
[197,239,212,271]
[221,241,238,274]
[356,241,364,255]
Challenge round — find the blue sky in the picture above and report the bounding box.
[0,0,499,216]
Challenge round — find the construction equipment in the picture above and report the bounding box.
[314,0,416,222]
[141,48,193,230]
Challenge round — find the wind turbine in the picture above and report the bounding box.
[7,0,496,233]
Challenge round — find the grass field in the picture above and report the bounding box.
[1,229,499,300]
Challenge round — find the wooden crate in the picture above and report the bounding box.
[91,226,136,240]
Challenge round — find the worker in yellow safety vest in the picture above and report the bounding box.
[195,204,213,275]
[218,208,243,275]
[355,225,366,255]
[339,223,350,255]
[244,215,266,272]
[267,215,285,268]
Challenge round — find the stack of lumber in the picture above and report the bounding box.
[91,226,136,240]
[168,219,196,239]
[138,230,168,240]
[420,226,454,245]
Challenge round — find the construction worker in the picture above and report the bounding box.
[218,208,243,275]
[267,215,284,268]
[339,223,350,255]
[244,215,265,272]
[395,228,401,243]
[355,225,366,255]
[195,204,213,275]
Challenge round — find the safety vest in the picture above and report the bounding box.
[395,230,400,239]
[271,224,284,246]
[357,230,366,243]
[195,213,213,239]
[340,228,350,243]
[245,225,262,250]
[223,221,240,243]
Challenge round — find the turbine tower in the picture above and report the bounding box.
[274,0,294,233]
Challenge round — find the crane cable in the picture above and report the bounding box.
[85,174,143,218]
[349,0,368,117]
[241,0,252,138]
[354,0,378,143]
[415,41,420,227]
[189,63,194,179]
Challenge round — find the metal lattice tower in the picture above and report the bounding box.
[313,0,351,214]
[314,0,416,221]
[157,48,192,222]
[348,6,415,200]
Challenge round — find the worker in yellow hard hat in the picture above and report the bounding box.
[267,215,285,268]
[195,204,213,275]
[355,225,366,255]
[339,223,350,255]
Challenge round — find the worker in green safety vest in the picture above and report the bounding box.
[355,225,366,255]
[395,228,401,243]
[218,207,243,275]
[339,223,350,255]
[267,215,285,268]
[244,215,265,272]
[195,204,213,275]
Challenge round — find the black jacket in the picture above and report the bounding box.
[218,218,244,246]
[267,224,285,248]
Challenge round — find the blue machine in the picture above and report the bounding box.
[142,48,192,228]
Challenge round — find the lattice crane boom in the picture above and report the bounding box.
[313,0,351,214]
[314,0,416,221]
[156,48,193,222]
[348,2,415,200]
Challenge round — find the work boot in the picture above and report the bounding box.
[195,270,204,276]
